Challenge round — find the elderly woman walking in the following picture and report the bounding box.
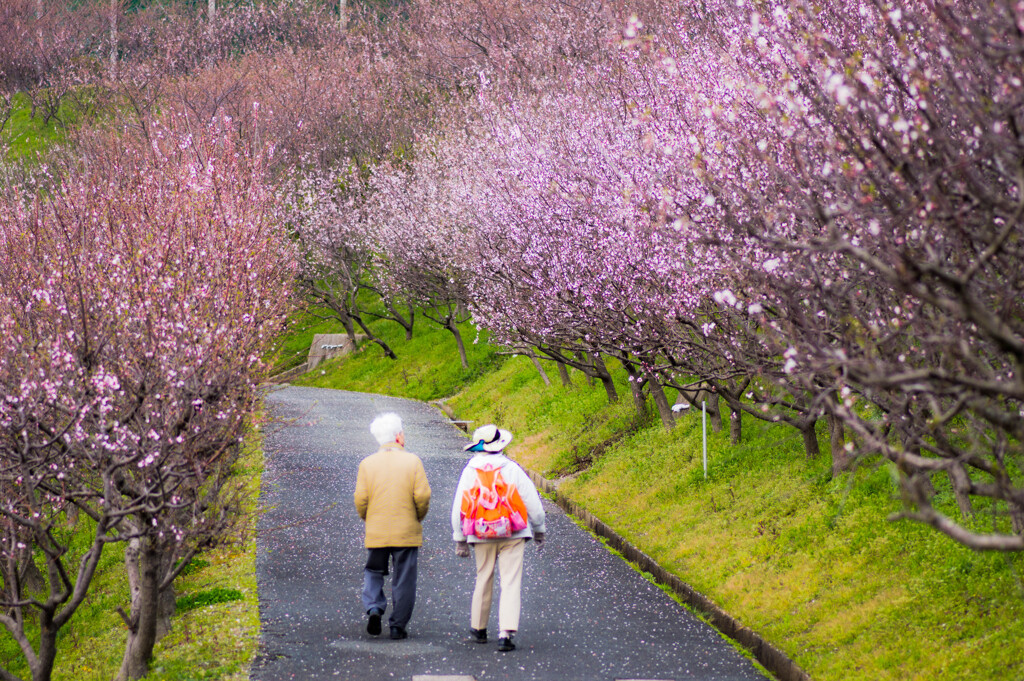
[451,424,546,652]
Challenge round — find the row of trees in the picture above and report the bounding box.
[0,3,303,672]
[0,0,432,676]
[278,0,1024,552]
[1,6,432,673]
[0,119,296,681]
[179,0,1020,554]
[0,0,343,131]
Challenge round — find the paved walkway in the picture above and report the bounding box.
[253,386,767,681]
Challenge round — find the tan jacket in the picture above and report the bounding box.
[354,442,431,548]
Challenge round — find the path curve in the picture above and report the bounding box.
[253,385,766,681]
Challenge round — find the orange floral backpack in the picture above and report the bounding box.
[460,464,529,539]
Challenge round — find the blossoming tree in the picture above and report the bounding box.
[0,117,296,681]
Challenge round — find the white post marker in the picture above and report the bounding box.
[702,400,708,479]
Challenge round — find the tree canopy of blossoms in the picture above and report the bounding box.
[347,0,1024,551]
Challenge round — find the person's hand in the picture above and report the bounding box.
[534,532,545,552]
[454,541,470,558]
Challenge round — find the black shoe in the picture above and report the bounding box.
[390,626,408,640]
[470,628,487,644]
[497,636,515,652]
[366,609,382,636]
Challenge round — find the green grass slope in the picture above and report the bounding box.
[299,313,1024,681]
[293,312,502,401]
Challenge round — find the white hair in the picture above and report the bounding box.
[370,412,403,445]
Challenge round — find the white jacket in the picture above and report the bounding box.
[450,453,547,543]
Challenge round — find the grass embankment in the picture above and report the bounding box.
[292,310,501,401]
[0,439,264,681]
[299,313,1024,681]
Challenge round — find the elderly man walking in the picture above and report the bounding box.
[355,412,431,640]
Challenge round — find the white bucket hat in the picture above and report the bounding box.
[464,424,513,453]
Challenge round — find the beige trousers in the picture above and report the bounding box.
[471,538,526,632]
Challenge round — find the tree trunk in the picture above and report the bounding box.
[156,552,176,641]
[403,306,414,340]
[448,322,468,369]
[650,379,675,430]
[339,0,347,28]
[109,0,118,81]
[684,387,724,430]
[18,546,45,594]
[556,360,572,387]
[900,437,936,499]
[623,367,648,418]
[1012,505,1024,536]
[701,391,723,432]
[208,0,216,21]
[947,464,974,518]
[339,313,356,345]
[156,585,176,641]
[118,539,162,681]
[828,413,853,476]
[801,419,820,459]
[529,355,551,386]
[590,353,618,403]
[576,352,594,387]
[728,404,742,444]
[352,313,396,359]
[124,537,141,610]
[709,379,748,441]
[382,300,414,340]
[36,614,59,681]
[65,503,79,529]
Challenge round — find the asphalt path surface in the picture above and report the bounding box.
[253,386,766,681]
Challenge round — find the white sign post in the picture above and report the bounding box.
[702,400,708,479]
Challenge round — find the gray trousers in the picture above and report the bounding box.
[361,547,418,629]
